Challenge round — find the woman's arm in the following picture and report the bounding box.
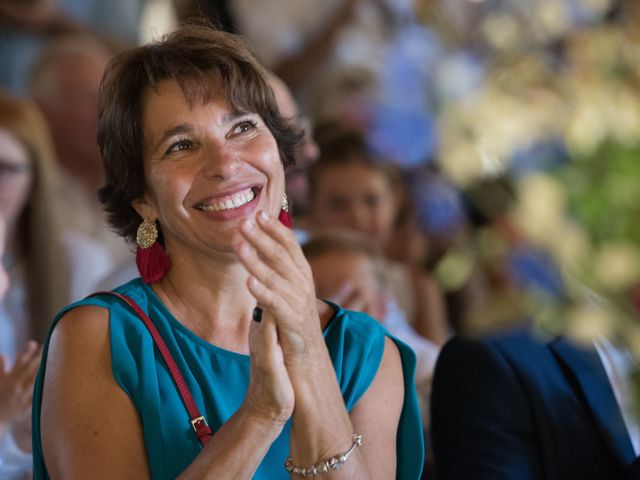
[237,212,405,478]
[41,305,291,479]
[41,306,150,479]
[288,336,403,479]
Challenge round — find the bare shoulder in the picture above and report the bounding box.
[43,305,111,390]
[361,337,403,408]
[349,337,403,478]
[41,305,150,479]
[49,304,110,348]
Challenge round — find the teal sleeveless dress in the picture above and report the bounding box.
[32,278,424,479]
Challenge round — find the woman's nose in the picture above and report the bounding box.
[201,144,242,179]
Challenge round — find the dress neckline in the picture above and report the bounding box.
[140,280,342,359]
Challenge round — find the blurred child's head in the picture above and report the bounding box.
[308,125,401,249]
[303,230,387,320]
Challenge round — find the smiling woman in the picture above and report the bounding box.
[31,24,424,480]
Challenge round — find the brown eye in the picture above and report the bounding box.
[231,120,257,135]
[165,138,194,155]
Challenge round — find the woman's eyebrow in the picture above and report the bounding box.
[222,110,249,123]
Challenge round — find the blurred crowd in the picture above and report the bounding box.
[1,0,639,478]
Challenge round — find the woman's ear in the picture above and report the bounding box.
[132,195,157,221]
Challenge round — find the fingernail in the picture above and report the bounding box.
[252,306,263,323]
[259,211,269,222]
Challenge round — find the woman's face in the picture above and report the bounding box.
[310,161,398,247]
[135,80,285,256]
[0,128,33,236]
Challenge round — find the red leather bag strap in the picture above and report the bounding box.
[89,291,213,446]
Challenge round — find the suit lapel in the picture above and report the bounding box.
[549,337,636,466]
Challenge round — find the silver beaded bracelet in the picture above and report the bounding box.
[284,434,363,477]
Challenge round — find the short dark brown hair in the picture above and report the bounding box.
[97,24,302,243]
[308,122,401,203]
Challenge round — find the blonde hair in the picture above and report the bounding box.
[0,91,70,340]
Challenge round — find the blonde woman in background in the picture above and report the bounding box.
[0,211,41,479]
[0,92,111,479]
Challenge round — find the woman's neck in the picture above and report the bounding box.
[152,247,256,353]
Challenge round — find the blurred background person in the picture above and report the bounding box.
[303,230,440,431]
[308,124,449,346]
[0,89,111,378]
[0,211,42,480]
[227,0,427,104]
[0,91,111,478]
[28,34,130,266]
[0,0,143,96]
[430,325,640,479]
[265,71,320,220]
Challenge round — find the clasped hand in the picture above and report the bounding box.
[235,211,323,425]
[237,211,322,362]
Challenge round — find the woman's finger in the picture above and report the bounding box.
[256,211,311,273]
[240,218,303,281]
[245,275,292,321]
[240,212,311,278]
[236,241,302,307]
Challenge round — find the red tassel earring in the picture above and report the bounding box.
[278,193,292,228]
[136,218,171,283]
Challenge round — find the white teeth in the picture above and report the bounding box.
[197,188,255,212]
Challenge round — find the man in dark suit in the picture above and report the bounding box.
[430,329,640,479]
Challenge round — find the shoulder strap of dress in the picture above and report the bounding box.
[88,291,213,446]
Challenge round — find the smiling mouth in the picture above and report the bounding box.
[195,187,259,212]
